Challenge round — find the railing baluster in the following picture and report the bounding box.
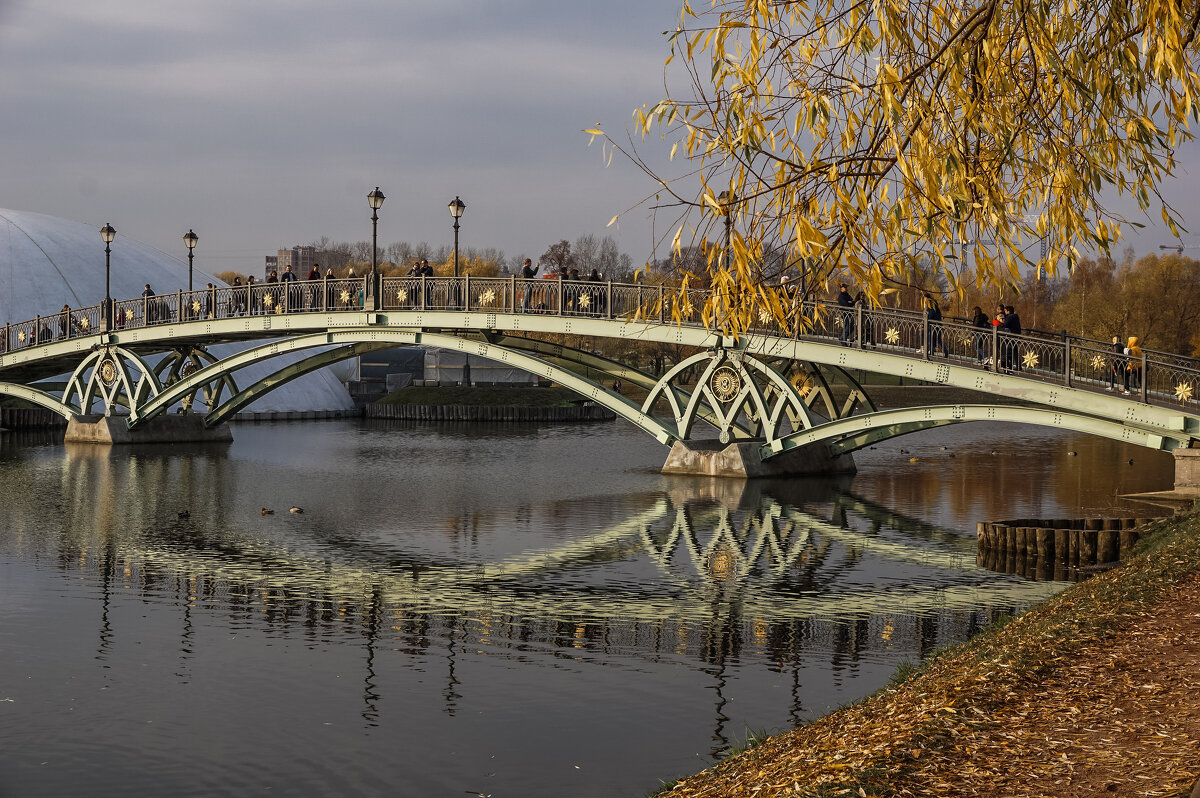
[1064,338,1072,387]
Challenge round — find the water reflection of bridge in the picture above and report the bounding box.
[0,445,1065,753]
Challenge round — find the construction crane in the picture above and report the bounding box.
[1159,242,1200,254]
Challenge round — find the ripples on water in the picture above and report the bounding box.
[0,419,1173,797]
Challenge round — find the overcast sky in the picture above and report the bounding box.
[1,0,1198,276]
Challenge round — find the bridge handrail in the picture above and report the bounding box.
[4,276,1200,412]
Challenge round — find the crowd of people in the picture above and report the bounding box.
[827,283,1147,387]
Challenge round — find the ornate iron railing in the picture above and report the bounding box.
[3,276,1199,413]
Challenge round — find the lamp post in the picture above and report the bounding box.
[718,191,735,269]
[183,229,198,292]
[367,187,386,309]
[448,196,466,277]
[100,223,116,332]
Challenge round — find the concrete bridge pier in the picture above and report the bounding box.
[1173,448,1200,491]
[662,439,856,479]
[64,414,233,445]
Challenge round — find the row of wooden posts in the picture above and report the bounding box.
[976,517,1161,567]
[365,403,616,422]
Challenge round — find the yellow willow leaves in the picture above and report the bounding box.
[602,0,1200,335]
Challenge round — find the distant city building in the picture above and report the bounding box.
[267,246,316,279]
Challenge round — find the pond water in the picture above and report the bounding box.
[0,418,1174,797]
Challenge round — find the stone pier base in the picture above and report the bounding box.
[1174,448,1200,491]
[64,414,233,445]
[661,439,856,479]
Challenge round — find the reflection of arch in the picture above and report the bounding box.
[770,404,1189,458]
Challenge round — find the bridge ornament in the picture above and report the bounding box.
[710,366,742,403]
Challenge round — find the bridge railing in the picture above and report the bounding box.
[9,276,1200,413]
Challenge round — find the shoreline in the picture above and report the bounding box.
[654,507,1200,797]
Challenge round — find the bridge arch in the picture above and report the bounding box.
[133,330,681,444]
[768,404,1187,459]
[0,383,76,420]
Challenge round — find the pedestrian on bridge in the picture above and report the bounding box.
[836,283,855,343]
[1107,336,1125,391]
[247,275,260,315]
[521,258,540,312]
[266,269,280,312]
[971,306,989,363]
[922,293,948,357]
[1003,305,1022,371]
[1124,336,1143,394]
[142,284,158,324]
[280,265,297,311]
[57,304,73,340]
[307,263,322,310]
[854,291,874,347]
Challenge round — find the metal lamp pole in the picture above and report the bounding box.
[367,187,386,309]
[448,196,465,277]
[183,229,198,292]
[718,191,735,269]
[100,223,116,332]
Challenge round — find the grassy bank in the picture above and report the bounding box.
[376,385,586,408]
[655,507,1200,797]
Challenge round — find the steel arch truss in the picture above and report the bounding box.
[62,345,162,419]
[0,382,77,420]
[129,331,681,442]
[644,350,819,446]
[152,347,240,418]
[766,404,1189,460]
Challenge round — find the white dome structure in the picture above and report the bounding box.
[0,208,356,415]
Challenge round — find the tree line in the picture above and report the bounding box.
[215,234,636,285]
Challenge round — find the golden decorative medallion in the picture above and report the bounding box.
[1091,355,1104,370]
[480,289,496,305]
[125,309,135,322]
[1022,350,1039,369]
[78,316,90,330]
[340,289,351,304]
[396,289,408,302]
[192,300,202,315]
[885,327,900,344]
[263,294,274,307]
[758,309,771,324]
[98,358,118,386]
[17,330,27,343]
[710,366,742,403]
[578,293,590,309]
[1176,382,1194,402]
[275,304,285,314]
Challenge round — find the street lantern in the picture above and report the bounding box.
[717,191,735,270]
[100,223,116,332]
[448,196,466,278]
[367,187,385,308]
[183,229,198,292]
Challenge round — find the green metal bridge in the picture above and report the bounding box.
[2,275,1199,477]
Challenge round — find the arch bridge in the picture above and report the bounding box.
[2,275,1199,480]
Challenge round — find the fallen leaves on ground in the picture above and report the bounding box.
[663,515,1200,797]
